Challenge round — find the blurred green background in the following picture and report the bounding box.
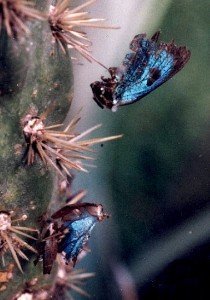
[71,0,210,299]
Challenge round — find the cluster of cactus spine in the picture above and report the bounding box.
[0,0,119,298]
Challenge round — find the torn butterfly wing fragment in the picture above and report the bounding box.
[34,217,59,275]
[52,203,108,266]
[90,31,191,110]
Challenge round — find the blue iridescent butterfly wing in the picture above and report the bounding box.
[90,31,191,109]
[114,32,191,105]
[58,213,98,264]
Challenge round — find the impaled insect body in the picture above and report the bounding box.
[35,191,108,274]
[52,203,108,266]
[91,31,191,110]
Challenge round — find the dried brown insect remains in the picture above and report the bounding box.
[35,190,108,275]
[0,211,37,273]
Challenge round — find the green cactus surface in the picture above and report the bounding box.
[0,1,73,298]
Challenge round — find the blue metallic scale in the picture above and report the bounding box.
[59,212,98,261]
[116,49,174,103]
[90,31,191,110]
[51,202,108,266]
